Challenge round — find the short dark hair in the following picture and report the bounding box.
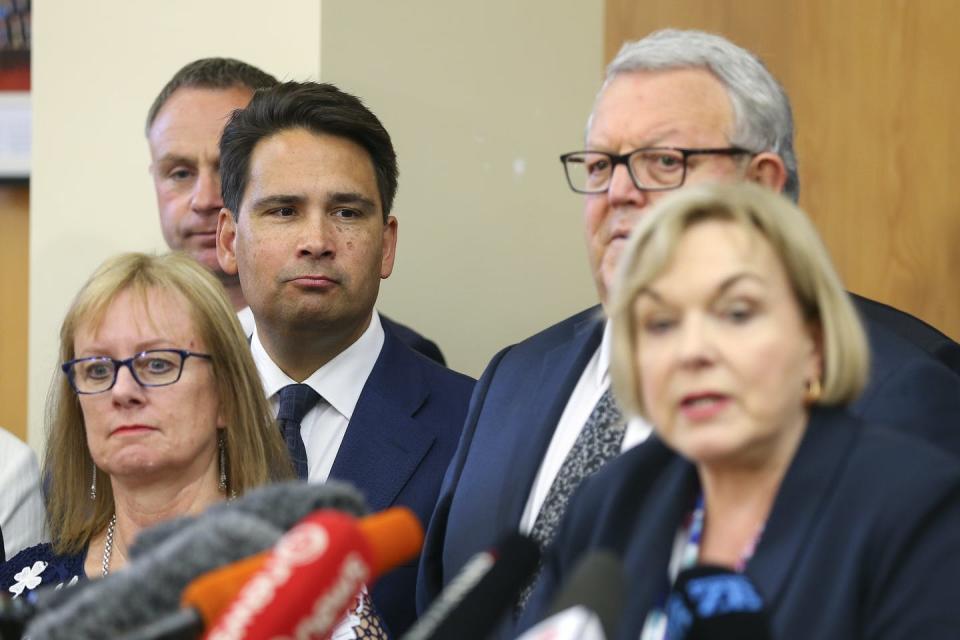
[146,57,278,136]
[219,81,398,220]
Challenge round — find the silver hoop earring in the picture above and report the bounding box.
[89,463,97,501]
[218,431,227,492]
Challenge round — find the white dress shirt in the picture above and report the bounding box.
[518,320,651,534]
[251,313,385,483]
[0,427,47,558]
[237,306,255,338]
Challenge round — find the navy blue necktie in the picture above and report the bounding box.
[277,383,321,480]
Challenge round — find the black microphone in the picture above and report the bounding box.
[402,533,541,640]
[130,480,367,557]
[0,594,33,640]
[25,511,283,640]
[517,549,625,640]
[666,565,772,640]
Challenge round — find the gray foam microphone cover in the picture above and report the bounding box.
[129,480,368,557]
[26,511,282,640]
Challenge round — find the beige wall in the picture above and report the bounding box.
[29,1,604,449]
[321,1,603,376]
[29,1,322,448]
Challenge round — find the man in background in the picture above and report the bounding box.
[146,58,445,363]
[419,28,960,624]
[216,81,474,634]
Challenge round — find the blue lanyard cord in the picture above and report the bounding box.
[643,494,766,640]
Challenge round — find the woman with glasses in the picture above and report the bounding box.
[1,252,292,598]
[520,183,960,638]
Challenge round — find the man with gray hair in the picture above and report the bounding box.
[146,57,446,363]
[418,28,960,621]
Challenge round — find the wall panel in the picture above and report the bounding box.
[29,1,321,449]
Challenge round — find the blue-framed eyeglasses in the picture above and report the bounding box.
[61,349,212,395]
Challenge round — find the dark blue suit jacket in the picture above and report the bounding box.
[522,408,960,639]
[329,325,473,635]
[418,300,960,612]
[381,315,446,366]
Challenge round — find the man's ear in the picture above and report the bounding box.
[216,208,240,276]
[380,215,398,279]
[746,151,788,194]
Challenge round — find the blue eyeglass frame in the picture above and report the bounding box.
[61,349,212,395]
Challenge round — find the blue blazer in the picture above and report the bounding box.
[381,314,446,366]
[418,301,960,611]
[330,326,474,635]
[522,408,960,639]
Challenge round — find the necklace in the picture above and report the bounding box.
[101,514,116,577]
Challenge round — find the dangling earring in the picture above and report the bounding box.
[804,376,822,405]
[89,463,97,501]
[218,431,227,492]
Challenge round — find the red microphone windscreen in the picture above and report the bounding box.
[206,510,372,640]
[181,551,269,629]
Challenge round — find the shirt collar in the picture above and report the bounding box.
[251,312,386,421]
[596,318,613,388]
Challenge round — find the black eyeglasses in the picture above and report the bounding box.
[560,147,751,194]
[62,349,213,395]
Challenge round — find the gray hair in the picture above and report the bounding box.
[599,29,799,202]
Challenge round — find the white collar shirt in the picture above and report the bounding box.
[251,312,385,483]
[518,319,652,533]
[237,306,255,338]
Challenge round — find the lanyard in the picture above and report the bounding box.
[639,495,763,640]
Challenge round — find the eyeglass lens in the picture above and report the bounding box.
[565,149,687,192]
[71,351,184,393]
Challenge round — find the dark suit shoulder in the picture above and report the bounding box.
[499,306,603,359]
[380,313,446,366]
[388,332,474,397]
[842,420,960,522]
[852,293,960,375]
[853,318,960,458]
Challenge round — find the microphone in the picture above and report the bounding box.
[517,550,625,640]
[24,511,283,640]
[665,565,772,640]
[0,594,34,640]
[205,507,424,640]
[401,533,541,640]
[130,480,367,557]
[113,554,268,640]
[117,507,423,640]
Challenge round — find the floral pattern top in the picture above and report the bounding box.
[0,543,85,599]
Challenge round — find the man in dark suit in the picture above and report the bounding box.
[146,57,445,364]
[215,81,474,635]
[418,28,960,618]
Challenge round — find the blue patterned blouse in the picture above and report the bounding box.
[0,543,86,599]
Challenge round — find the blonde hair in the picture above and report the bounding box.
[609,182,869,420]
[46,252,293,554]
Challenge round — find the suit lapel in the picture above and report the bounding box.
[329,331,435,512]
[500,308,606,531]
[745,407,859,609]
[621,446,700,630]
